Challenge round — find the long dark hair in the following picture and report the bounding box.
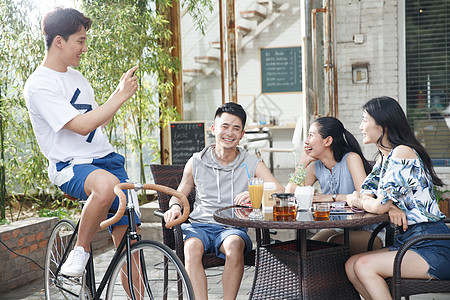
[314,117,372,175]
[363,96,443,186]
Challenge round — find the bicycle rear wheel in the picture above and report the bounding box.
[44,219,91,299]
[106,240,194,300]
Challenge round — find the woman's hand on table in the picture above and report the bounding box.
[346,192,390,214]
[388,203,408,231]
[346,191,360,208]
[234,191,252,207]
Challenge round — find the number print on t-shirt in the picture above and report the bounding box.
[70,88,96,143]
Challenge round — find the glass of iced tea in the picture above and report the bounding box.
[313,203,331,221]
[248,178,264,220]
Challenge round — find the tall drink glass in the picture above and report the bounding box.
[248,178,264,220]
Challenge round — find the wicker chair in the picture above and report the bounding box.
[368,220,450,300]
[150,164,255,268]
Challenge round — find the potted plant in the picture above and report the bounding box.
[434,186,450,218]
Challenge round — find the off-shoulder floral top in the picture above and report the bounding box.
[361,147,445,225]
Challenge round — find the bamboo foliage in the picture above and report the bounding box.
[0,0,212,216]
[0,0,50,198]
[79,0,182,183]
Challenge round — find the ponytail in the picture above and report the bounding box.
[315,117,372,175]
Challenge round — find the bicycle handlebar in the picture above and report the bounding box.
[100,182,190,229]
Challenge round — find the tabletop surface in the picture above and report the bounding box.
[214,206,388,230]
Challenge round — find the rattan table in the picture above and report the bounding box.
[214,206,388,300]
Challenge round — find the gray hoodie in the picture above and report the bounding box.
[190,144,260,225]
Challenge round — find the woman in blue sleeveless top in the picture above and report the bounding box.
[286,116,380,254]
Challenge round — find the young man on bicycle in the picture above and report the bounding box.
[164,102,284,300]
[24,7,138,277]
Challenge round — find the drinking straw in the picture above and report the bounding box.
[239,163,251,180]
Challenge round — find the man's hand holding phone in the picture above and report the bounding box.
[115,66,138,100]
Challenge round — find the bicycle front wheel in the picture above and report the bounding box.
[106,240,194,300]
[44,219,91,299]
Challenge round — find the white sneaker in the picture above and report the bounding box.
[60,246,90,277]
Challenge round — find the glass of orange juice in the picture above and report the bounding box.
[248,178,264,220]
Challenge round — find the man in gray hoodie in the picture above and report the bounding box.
[164,102,284,300]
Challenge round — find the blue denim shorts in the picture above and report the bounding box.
[390,220,450,280]
[57,153,141,232]
[181,223,252,260]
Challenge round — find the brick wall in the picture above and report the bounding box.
[0,217,113,293]
[335,0,399,160]
[334,0,450,185]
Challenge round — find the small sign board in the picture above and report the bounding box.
[169,121,206,165]
[260,46,302,93]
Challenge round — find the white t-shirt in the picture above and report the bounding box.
[24,66,115,182]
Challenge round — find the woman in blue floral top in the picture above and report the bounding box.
[345,96,450,300]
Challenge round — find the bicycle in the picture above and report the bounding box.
[44,182,195,299]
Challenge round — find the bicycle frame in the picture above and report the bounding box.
[50,182,190,300]
[54,187,146,300]
[93,187,145,300]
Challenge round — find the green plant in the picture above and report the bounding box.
[433,186,450,202]
[2,192,67,222]
[1,0,52,220]
[80,0,180,184]
[79,0,213,184]
[50,197,80,210]
[181,0,214,34]
[39,207,71,220]
[0,0,213,219]
[288,164,307,186]
[434,186,450,218]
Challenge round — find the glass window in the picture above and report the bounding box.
[406,0,450,164]
[180,1,222,125]
[180,1,303,127]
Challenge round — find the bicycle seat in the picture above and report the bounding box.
[64,193,79,201]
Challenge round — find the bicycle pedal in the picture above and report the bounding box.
[61,274,82,282]
[61,273,82,278]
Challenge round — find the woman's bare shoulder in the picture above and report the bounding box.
[346,152,364,165]
[347,152,362,160]
[392,145,418,159]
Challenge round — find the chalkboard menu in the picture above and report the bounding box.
[260,46,302,93]
[169,121,206,165]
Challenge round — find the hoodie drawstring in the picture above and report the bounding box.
[214,168,236,205]
[231,169,235,205]
[214,168,221,204]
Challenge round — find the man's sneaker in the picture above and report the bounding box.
[60,246,90,277]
